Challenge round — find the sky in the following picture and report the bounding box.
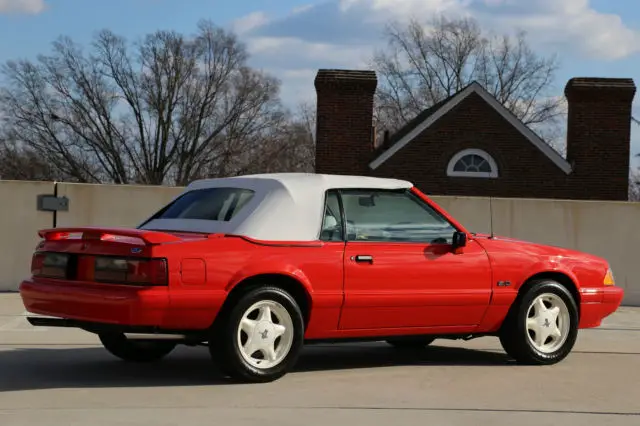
[1,0,640,168]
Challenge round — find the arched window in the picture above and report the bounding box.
[446,149,498,178]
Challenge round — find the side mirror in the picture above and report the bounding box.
[452,231,467,250]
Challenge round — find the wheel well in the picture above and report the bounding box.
[214,273,312,330]
[519,272,580,308]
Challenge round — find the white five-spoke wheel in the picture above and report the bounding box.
[525,293,570,354]
[209,285,305,383]
[499,279,579,365]
[237,300,294,369]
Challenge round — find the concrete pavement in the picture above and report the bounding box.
[1,292,639,426]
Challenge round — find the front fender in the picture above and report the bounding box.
[516,259,581,291]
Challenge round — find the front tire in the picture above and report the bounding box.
[499,279,579,365]
[210,286,305,383]
[99,333,177,362]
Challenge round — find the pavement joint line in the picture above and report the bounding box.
[0,406,638,416]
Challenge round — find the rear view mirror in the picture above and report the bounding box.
[452,231,467,249]
[358,195,375,207]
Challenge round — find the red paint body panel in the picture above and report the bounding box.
[20,278,170,325]
[180,258,207,286]
[38,226,184,244]
[340,240,492,329]
[19,188,625,342]
[579,286,625,328]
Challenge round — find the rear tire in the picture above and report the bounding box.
[209,286,305,383]
[99,333,176,362]
[386,336,436,349]
[499,279,579,365]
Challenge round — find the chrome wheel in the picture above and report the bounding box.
[525,293,570,354]
[236,299,294,369]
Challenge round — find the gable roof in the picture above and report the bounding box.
[368,81,572,175]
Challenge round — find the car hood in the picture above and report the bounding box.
[471,232,607,263]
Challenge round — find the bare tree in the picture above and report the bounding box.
[630,173,640,202]
[0,20,290,185]
[371,15,564,150]
[0,137,61,181]
[630,154,640,201]
[236,101,316,175]
[280,101,316,172]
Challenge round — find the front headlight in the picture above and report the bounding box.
[603,268,615,286]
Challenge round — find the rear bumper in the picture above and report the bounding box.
[19,278,170,327]
[24,316,205,338]
[579,286,625,328]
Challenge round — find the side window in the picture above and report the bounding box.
[340,189,457,243]
[320,191,344,241]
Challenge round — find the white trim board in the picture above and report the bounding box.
[447,148,499,178]
[368,81,572,175]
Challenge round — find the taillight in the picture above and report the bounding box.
[93,256,168,286]
[31,252,69,279]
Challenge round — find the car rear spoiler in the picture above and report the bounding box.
[37,227,183,245]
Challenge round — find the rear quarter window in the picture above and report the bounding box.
[156,187,255,222]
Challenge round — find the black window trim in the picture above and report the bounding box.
[325,187,460,244]
[318,189,347,242]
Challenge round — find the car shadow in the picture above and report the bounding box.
[0,342,513,392]
[297,342,513,372]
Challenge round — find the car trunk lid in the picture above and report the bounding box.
[32,227,207,286]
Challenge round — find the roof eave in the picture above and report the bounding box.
[368,82,573,175]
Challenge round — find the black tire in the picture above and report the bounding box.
[385,336,436,349]
[499,279,579,365]
[209,286,305,383]
[98,333,177,362]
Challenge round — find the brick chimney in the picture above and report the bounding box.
[565,77,636,200]
[314,69,377,175]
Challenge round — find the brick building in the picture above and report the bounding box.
[314,69,636,201]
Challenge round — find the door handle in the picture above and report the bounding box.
[353,254,374,263]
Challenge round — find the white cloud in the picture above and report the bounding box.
[478,0,640,60]
[291,4,314,14]
[335,0,640,59]
[243,0,640,59]
[0,0,46,14]
[246,36,369,68]
[231,11,269,35]
[276,68,318,106]
[340,0,467,20]
[235,0,640,106]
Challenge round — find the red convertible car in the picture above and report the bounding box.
[20,173,624,382]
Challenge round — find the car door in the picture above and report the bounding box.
[336,188,492,330]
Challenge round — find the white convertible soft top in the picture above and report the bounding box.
[139,173,414,241]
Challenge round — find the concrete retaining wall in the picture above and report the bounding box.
[55,183,183,228]
[0,181,56,293]
[1,180,638,306]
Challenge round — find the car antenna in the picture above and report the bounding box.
[489,196,495,239]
